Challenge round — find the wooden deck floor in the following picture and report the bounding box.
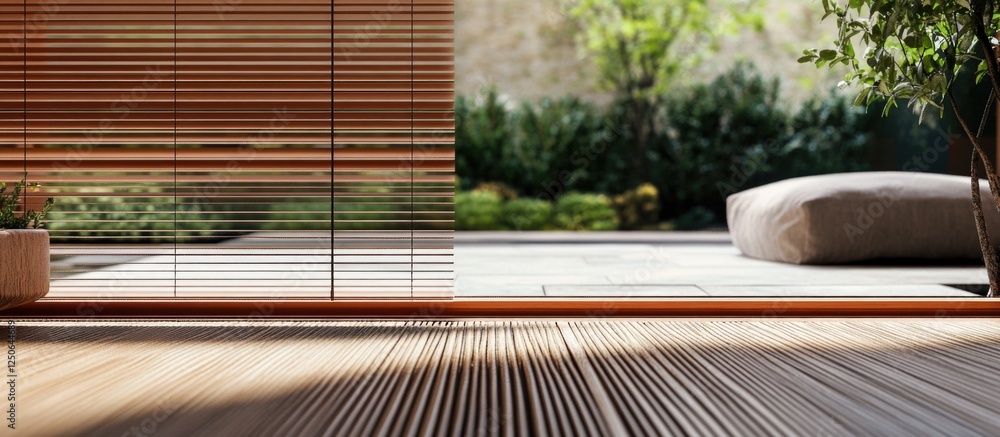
[10,319,1000,436]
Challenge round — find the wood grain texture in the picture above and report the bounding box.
[10,319,1000,436]
[0,230,49,311]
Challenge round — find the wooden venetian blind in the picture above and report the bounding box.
[0,0,454,299]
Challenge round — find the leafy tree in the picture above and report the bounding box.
[800,0,1000,295]
[566,0,762,186]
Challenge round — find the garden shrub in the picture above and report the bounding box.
[765,92,871,182]
[473,181,519,201]
[264,200,331,231]
[434,58,920,231]
[455,190,505,230]
[333,194,433,231]
[456,88,613,197]
[455,89,513,192]
[656,62,789,220]
[612,183,660,230]
[672,206,717,231]
[510,97,611,196]
[554,193,618,231]
[50,195,337,243]
[503,198,553,231]
[654,62,872,223]
[47,196,235,244]
[455,63,875,230]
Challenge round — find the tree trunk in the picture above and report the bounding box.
[628,99,650,187]
[970,152,1000,297]
[950,91,1000,297]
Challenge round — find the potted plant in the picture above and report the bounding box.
[800,1,1000,296]
[0,180,53,310]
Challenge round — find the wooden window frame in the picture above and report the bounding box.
[3,298,999,318]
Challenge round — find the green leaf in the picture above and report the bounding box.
[976,60,990,83]
[921,34,932,49]
[819,49,838,60]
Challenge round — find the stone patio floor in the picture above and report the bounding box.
[46,231,987,298]
[454,232,985,297]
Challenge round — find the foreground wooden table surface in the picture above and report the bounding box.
[6,319,1000,436]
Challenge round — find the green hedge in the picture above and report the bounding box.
[455,191,506,230]
[456,90,611,197]
[657,63,872,219]
[455,190,620,231]
[47,196,244,244]
[554,193,618,231]
[503,198,553,231]
[456,62,874,227]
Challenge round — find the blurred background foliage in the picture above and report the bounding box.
[453,0,993,231]
[456,62,876,230]
[455,59,992,231]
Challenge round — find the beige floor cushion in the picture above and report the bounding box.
[726,172,1000,264]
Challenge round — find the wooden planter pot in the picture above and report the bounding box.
[0,230,49,310]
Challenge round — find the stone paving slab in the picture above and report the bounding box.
[454,232,985,297]
[542,284,709,297]
[696,284,971,297]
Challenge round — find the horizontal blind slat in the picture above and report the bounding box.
[5,0,453,299]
